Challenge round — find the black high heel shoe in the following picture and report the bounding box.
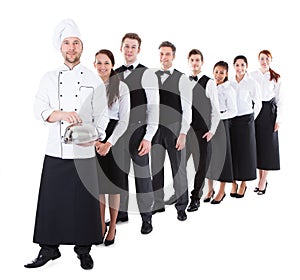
[211,193,226,204]
[203,190,215,203]
[257,182,268,195]
[230,183,238,197]
[254,187,259,192]
[104,229,116,246]
[236,186,247,198]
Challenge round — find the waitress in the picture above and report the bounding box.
[94,49,130,246]
[229,55,262,198]
[25,19,109,270]
[250,50,282,195]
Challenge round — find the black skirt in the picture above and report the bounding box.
[255,99,280,170]
[33,155,102,245]
[230,113,257,181]
[96,119,126,194]
[207,119,234,182]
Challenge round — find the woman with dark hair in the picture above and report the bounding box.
[229,55,262,198]
[250,50,282,195]
[94,49,130,245]
[205,61,237,204]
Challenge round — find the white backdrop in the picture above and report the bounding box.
[0,0,299,279]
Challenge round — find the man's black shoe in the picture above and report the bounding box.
[177,210,187,221]
[77,253,94,270]
[24,249,61,268]
[141,221,153,234]
[187,198,200,212]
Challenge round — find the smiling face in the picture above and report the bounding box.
[61,37,83,68]
[94,53,113,82]
[234,58,247,78]
[159,46,175,70]
[188,54,203,75]
[213,65,228,85]
[259,52,271,72]
[120,38,140,65]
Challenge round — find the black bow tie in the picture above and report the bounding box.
[157,70,171,76]
[189,75,198,81]
[122,65,134,71]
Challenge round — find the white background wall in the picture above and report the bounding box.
[0,0,299,279]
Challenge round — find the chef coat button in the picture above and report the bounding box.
[61,108,63,111]
[60,82,62,84]
[75,94,78,97]
[61,121,64,124]
[60,72,63,74]
[78,82,80,84]
[75,109,77,111]
[138,121,141,124]
[60,95,63,97]
[81,72,83,74]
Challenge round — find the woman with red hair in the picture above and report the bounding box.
[250,50,282,195]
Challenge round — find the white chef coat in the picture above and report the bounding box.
[217,81,237,120]
[34,63,109,159]
[230,73,262,119]
[105,80,130,145]
[250,70,282,123]
[189,72,220,134]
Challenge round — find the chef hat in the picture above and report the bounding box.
[53,18,82,50]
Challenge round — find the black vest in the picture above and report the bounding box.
[191,75,212,131]
[156,69,183,126]
[116,64,148,125]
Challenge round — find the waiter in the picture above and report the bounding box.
[24,19,108,270]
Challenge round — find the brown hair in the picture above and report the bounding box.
[95,49,120,108]
[121,33,142,48]
[188,49,203,61]
[158,41,176,54]
[259,50,280,83]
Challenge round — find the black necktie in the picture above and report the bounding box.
[157,70,171,76]
[122,65,134,71]
[189,75,198,81]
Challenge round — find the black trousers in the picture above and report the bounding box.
[186,128,212,200]
[151,125,188,211]
[40,244,91,255]
[118,124,154,222]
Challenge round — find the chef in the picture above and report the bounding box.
[24,18,109,270]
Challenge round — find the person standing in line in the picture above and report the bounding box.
[229,55,262,198]
[185,49,220,212]
[250,50,282,195]
[151,41,192,221]
[24,19,109,270]
[94,49,130,245]
[113,33,159,234]
[205,61,237,204]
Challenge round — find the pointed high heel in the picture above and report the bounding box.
[236,186,247,198]
[230,183,238,197]
[254,187,259,192]
[104,229,116,246]
[203,190,215,203]
[211,193,226,204]
[257,182,268,195]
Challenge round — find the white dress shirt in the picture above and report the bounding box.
[230,73,262,119]
[122,61,159,141]
[158,67,192,135]
[189,72,220,135]
[250,69,282,123]
[34,63,109,159]
[105,80,130,145]
[217,81,237,120]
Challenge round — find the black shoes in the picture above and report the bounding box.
[105,213,128,226]
[104,229,116,246]
[187,198,200,212]
[77,253,94,270]
[236,186,247,198]
[257,182,268,195]
[211,193,226,204]
[164,194,177,205]
[141,221,153,234]
[230,183,238,197]
[177,210,187,221]
[24,249,61,268]
[203,190,215,203]
[152,207,165,215]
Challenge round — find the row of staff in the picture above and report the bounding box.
[25,19,281,270]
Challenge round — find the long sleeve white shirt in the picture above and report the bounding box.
[217,81,237,120]
[34,63,109,159]
[250,69,283,123]
[230,73,262,119]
